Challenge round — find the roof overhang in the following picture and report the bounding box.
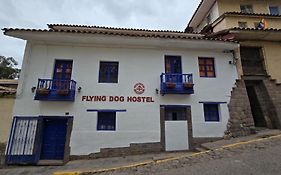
[188,0,216,29]
[210,28,281,42]
[3,28,238,51]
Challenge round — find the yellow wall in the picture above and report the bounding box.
[214,16,281,32]
[217,0,281,15]
[241,41,281,83]
[0,97,15,143]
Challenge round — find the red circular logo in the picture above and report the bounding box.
[134,83,145,95]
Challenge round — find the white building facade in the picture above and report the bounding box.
[3,25,239,164]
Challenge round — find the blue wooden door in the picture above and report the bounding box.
[40,118,67,160]
[53,60,73,90]
[165,56,182,82]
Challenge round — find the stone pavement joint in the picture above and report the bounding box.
[53,133,281,175]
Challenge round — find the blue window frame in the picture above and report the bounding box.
[53,60,73,80]
[97,112,116,131]
[198,57,216,78]
[204,104,220,122]
[99,61,119,83]
[165,55,182,74]
[269,6,279,15]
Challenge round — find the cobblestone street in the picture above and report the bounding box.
[0,131,281,175]
[95,134,281,175]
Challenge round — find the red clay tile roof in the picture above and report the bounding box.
[224,12,281,18]
[0,79,18,85]
[2,26,237,43]
[207,27,281,39]
[47,24,191,33]
[0,86,17,95]
[231,27,281,31]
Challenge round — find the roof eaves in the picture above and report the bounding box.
[47,24,198,34]
[230,27,281,32]
[224,12,281,18]
[2,27,237,44]
[207,27,281,38]
[187,0,204,27]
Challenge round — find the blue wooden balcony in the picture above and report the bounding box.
[160,73,194,95]
[34,79,76,101]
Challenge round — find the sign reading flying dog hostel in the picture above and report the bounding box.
[82,83,155,103]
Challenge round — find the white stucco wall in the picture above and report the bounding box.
[194,2,220,32]
[13,37,238,155]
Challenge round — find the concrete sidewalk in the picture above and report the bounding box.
[201,129,281,150]
[0,152,191,175]
[0,129,280,175]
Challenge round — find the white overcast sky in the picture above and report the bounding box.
[0,0,200,66]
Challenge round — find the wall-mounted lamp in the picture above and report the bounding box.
[155,88,159,94]
[31,87,36,93]
[78,87,82,92]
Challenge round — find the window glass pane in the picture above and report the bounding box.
[206,59,213,64]
[99,61,119,83]
[165,108,187,121]
[199,59,205,64]
[198,58,215,78]
[240,5,253,13]
[199,65,205,71]
[269,6,279,15]
[165,56,182,74]
[207,72,215,77]
[204,104,219,122]
[97,112,116,130]
[238,22,248,28]
[207,66,213,71]
[200,72,206,77]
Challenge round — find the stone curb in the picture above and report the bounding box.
[53,134,281,175]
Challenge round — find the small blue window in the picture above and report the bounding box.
[204,104,220,122]
[99,61,119,83]
[97,112,116,131]
[269,6,279,15]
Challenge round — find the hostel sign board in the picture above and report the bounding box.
[81,83,154,103]
[82,96,155,103]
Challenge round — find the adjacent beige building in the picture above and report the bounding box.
[0,80,17,143]
[188,0,281,136]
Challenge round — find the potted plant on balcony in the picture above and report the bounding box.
[36,88,50,95]
[57,89,69,96]
[166,82,176,88]
[183,82,194,89]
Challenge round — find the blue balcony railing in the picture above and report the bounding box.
[34,79,76,101]
[160,73,194,95]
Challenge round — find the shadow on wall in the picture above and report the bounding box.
[0,142,6,168]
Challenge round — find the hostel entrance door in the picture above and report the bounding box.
[161,106,192,151]
[6,116,73,165]
[40,117,68,160]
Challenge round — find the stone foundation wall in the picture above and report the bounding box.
[70,142,162,160]
[262,79,281,129]
[193,138,222,149]
[226,77,281,138]
[226,79,255,137]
